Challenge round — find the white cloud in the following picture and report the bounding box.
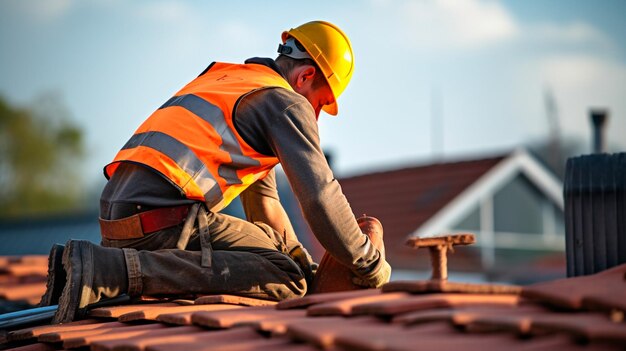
[377,0,612,58]
[376,0,625,150]
[541,55,610,89]
[399,0,519,51]
[532,22,609,45]
[524,21,614,55]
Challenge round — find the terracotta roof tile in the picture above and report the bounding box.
[383,280,522,294]
[392,304,548,326]
[143,327,264,351]
[0,256,49,267]
[203,337,302,351]
[529,314,626,343]
[285,316,382,349]
[119,304,242,322]
[334,324,614,351]
[470,312,626,342]
[190,307,306,329]
[522,263,626,310]
[307,292,411,316]
[35,321,155,343]
[0,264,48,278]
[0,282,46,305]
[1,342,56,351]
[0,255,47,306]
[90,325,206,351]
[3,256,626,351]
[193,294,277,307]
[582,293,626,314]
[332,321,523,351]
[245,315,313,335]
[89,303,181,318]
[7,318,103,342]
[455,308,567,334]
[154,305,243,326]
[351,293,521,316]
[276,288,380,310]
[60,323,169,349]
[252,341,320,351]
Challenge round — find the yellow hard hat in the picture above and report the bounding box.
[281,21,354,116]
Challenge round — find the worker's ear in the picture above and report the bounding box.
[295,65,316,88]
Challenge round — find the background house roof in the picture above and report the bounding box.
[413,149,564,240]
[339,149,564,272]
[339,153,506,270]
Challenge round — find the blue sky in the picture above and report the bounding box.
[1,0,625,189]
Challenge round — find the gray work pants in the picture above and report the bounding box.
[101,209,307,301]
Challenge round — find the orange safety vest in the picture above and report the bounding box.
[104,62,293,212]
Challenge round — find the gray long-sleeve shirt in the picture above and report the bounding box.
[100,57,381,278]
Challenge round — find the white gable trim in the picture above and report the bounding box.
[410,148,564,238]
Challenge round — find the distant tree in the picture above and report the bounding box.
[0,93,84,218]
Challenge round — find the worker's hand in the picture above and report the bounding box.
[352,259,392,289]
[289,244,318,286]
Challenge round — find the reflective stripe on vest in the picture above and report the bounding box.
[159,93,260,186]
[104,62,293,211]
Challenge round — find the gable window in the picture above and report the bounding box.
[493,174,545,235]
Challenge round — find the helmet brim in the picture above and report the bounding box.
[322,101,338,116]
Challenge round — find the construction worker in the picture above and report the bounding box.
[40,20,391,323]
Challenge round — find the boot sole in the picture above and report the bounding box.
[39,244,65,307]
[53,241,93,324]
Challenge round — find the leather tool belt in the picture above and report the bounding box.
[99,205,191,240]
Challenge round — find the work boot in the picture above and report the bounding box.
[39,244,66,307]
[53,240,129,324]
